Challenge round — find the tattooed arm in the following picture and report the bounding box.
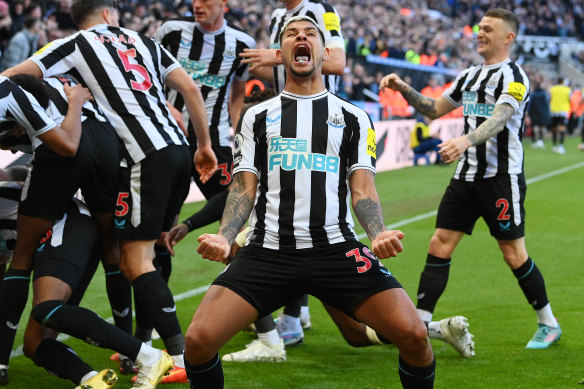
[197,171,258,262]
[379,73,456,119]
[349,169,404,259]
[438,102,515,164]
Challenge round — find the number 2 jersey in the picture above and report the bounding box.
[442,58,529,181]
[233,90,376,250]
[29,23,188,163]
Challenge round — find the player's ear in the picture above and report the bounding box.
[323,47,330,62]
[275,49,283,64]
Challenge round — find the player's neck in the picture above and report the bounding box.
[284,75,326,96]
[199,17,225,32]
[482,50,510,66]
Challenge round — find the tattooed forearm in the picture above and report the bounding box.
[218,174,255,243]
[354,198,386,241]
[466,103,514,146]
[401,86,438,118]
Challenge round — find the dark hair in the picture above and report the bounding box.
[71,0,117,26]
[244,88,277,104]
[9,74,50,108]
[23,17,38,29]
[484,8,519,36]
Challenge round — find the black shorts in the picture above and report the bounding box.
[190,145,233,200]
[114,145,191,240]
[33,202,100,301]
[19,118,121,220]
[436,174,526,240]
[213,241,402,319]
[550,114,568,128]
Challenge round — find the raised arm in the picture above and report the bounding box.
[197,171,258,262]
[229,80,246,128]
[438,102,515,164]
[349,169,404,259]
[380,73,455,119]
[165,67,217,182]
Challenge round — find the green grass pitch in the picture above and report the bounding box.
[5,136,584,388]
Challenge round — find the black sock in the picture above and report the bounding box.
[0,269,31,365]
[182,191,228,231]
[254,314,276,333]
[154,244,172,283]
[559,131,565,144]
[132,271,184,355]
[416,254,451,313]
[398,355,436,389]
[552,131,557,145]
[512,257,549,310]
[103,263,133,335]
[283,295,302,317]
[185,353,223,389]
[32,300,142,360]
[33,338,92,385]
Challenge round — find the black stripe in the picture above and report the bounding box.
[38,37,77,70]
[495,71,509,174]
[0,187,21,202]
[474,68,498,180]
[0,220,16,230]
[206,32,227,145]
[161,29,182,57]
[278,96,297,248]
[338,106,356,240]
[44,81,69,115]
[449,71,470,104]
[272,14,288,92]
[249,109,268,246]
[4,80,51,131]
[77,33,155,157]
[309,95,329,246]
[458,67,484,180]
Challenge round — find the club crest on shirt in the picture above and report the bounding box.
[326,114,345,128]
[224,46,236,60]
[486,75,499,89]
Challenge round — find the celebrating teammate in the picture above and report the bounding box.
[380,8,561,350]
[184,16,436,388]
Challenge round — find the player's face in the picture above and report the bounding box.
[278,21,325,78]
[192,0,225,28]
[477,16,509,59]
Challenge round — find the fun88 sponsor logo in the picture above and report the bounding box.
[462,91,494,118]
[179,58,226,88]
[268,137,339,173]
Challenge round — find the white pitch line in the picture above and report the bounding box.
[9,161,583,360]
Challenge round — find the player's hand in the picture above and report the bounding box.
[197,233,230,262]
[372,230,404,259]
[194,145,218,184]
[239,48,280,66]
[64,83,93,106]
[167,101,187,136]
[438,136,471,164]
[379,73,408,93]
[163,223,190,256]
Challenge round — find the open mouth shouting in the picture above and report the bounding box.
[294,42,312,65]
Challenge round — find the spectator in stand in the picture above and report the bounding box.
[0,17,42,71]
[0,1,12,55]
[378,74,413,119]
[528,77,551,149]
[421,75,444,100]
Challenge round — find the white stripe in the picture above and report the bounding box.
[130,163,142,228]
[510,174,521,226]
[9,161,582,360]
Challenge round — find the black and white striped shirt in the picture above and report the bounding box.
[0,75,56,152]
[43,77,109,125]
[30,24,188,163]
[0,182,20,256]
[233,90,376,250]
[156,18,255,147]
[443,58,529,181]
[269,0,344,93]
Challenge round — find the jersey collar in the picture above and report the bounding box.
[281,89,328,100]
[195,19,227,35]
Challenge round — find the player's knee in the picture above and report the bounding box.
[184,323,217,363]
[31,300,64,326]
[399,320,431,354]
[428,234,453,257]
